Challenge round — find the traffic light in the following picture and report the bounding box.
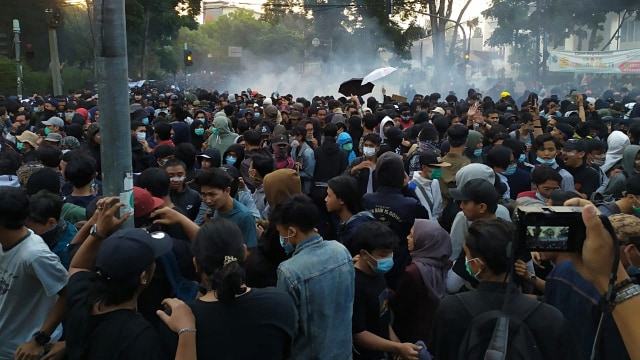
[464,53,470,62]
[184,50,193,67]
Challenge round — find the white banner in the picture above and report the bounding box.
[548,49,640,73]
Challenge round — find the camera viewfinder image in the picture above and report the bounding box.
[525,225,569,250]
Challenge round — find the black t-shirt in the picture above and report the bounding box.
[65,271,165,360]
[352,268,391,360]
[160,287,296,359]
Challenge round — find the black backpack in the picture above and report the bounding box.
[455,292,544,360]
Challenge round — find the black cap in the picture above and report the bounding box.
[95,229,172,281]
[272,134,288,145]
[450,178,498,206]
[260,125,272,136]
[563,138,587,153]
[555,122,574,140]
[418,149,451,167]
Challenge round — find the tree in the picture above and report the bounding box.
[125,0,201,78]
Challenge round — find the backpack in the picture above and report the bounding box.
[438,199,460,233]
[455,292,544,360]
[159,251,200,302]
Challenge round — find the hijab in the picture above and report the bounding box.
[410,219,452,299]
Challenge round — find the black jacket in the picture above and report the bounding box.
[313,137,348,183]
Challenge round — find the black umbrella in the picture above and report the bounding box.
[339,78,375,96]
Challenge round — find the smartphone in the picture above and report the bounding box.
[516,206,586,252]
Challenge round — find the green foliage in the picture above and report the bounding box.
[484,0,639,51]
[174,10,306,72]
[61,66,92,93]
[155,46,179,75]
[261,0,425,58]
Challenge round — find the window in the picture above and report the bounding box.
[620,19,640,43]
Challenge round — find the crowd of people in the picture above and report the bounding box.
[0,83,640,359]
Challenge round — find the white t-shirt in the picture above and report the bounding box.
[0,231,68,358]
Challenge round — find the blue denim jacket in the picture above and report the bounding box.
[277,234,355,360]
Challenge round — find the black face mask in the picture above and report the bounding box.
[39,221,63,249]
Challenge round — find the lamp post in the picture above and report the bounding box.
[12,19,22,100]
[45,5,63,96]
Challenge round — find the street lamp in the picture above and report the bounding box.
[45,6,63,96]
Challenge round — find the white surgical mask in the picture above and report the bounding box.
[136,132,146,141]
[363,146,376,157]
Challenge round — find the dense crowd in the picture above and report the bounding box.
[0,84,640,360]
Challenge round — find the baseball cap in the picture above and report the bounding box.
[95,228,172,281]
[563,138,587,153]
[431,107,445,116]
[44,133,63,142]
[500,91,511,98]
[418,150,451,167]
[260,125,272,136]
[45,97,58,108]
[41,117,65,128]
[272,134,288,145]
[133,186,164,218]
[16,131,39,148]
[450,178,499,207]
[196,148,220,160]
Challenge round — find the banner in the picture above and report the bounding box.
[548,49,640,74]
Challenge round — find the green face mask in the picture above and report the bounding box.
[16,142,23,151]
[194,128,205,136]
[633,206,640,218]
[44,127,51,135]
[465,257,480,280]
[342,143,353,152]
[429,167,442,180]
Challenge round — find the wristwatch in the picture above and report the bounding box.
[90,224,106,241]
[527,273,537,284]
[33,331,50,346]
[613,284,640,307]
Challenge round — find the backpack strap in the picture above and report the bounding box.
[413,182,435,212]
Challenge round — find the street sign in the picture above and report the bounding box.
[228,46,242,58]
[618,62,640,73]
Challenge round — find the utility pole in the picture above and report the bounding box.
[94,0,134,227]
[45,5,63,96]
[12,19,22,100]
[184,43,189,90]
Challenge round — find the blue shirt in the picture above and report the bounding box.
[214,199,258,248]
[545,260,628,360]
[277,234,355,360]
